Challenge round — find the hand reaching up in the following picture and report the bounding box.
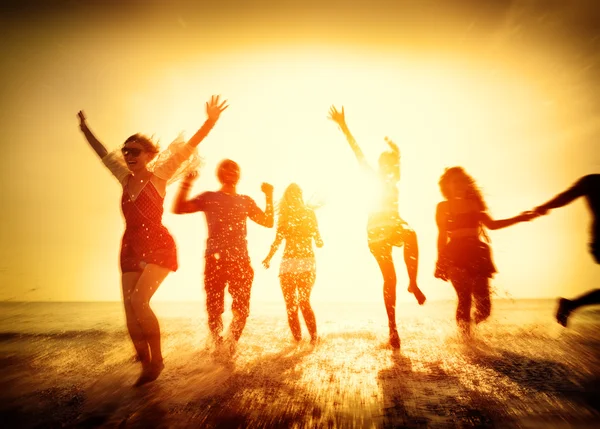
[77,110,87,131]
[384,136,400,154]
[181,171,199,186]
[328,105,346,127]
[206,95,229,122]
[261,182,274,196]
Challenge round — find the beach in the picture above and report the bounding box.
[1,299,599,428]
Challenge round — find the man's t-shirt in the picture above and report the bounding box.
[188,191,262,259]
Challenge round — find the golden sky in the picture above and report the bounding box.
[0,0,599,302]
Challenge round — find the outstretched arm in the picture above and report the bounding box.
[172,172,201,214]
[186,95,229,148]
[328,105,370,170]
[248,183,274,227]
[534,178,587,215]
[480,210,537,230]
[78,111,108,158]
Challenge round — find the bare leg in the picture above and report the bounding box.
[556,289,600,327]
[281,275,302,342]
[403,228,426,305]
[130,264,170,385]
[373,252,400,348]
[297,272,317,343]
[122,272,149,364]
[450,272,473,336]
[473,277,491,324]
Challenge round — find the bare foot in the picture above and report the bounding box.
[389,327,401,349]
[133,361,164,387]
[407,282,426,305]
[556,298,572,327]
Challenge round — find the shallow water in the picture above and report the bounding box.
[1,299,599,428]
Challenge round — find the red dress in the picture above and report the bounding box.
[102,142,197,273]
[120,181,178,272]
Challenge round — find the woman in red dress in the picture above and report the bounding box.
[77,95,228,385]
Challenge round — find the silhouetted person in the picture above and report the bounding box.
[533,174,600,327]
[435,167,536,336]
[173,161,274,352]
[77,95,228,386]
[328,105,425,349]
[262,184,323,344]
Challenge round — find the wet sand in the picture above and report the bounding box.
[1,300,599,428]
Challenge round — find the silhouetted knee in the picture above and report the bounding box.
[404,229,417,248]
[130,291,149,317]
[299,300,312,314]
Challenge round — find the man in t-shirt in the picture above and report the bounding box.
[173,159,274,348]
[533,174,599,327]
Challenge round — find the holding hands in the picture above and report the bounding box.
[533,205,550,216]
[517,210,539,222]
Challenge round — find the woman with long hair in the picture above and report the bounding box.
[77,95,228,385]
[328,105,425,349]
[262,183,323,344]
[435,167,536,335]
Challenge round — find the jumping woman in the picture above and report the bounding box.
[328,105,426,349]
[77,95,228,385]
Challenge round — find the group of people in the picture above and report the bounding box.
[78,95,599,386]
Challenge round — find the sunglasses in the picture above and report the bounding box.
[121,147,143,157]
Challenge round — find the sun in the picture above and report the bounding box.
[140,45,575,303]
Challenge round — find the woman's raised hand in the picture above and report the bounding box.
[206,95,229,122]
[328,105,346,127]
[77,110,87,131]
[384,137,400,154]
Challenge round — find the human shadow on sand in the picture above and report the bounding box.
[465,345,600,415]
[164,344,321,428]
[377,350,518,429]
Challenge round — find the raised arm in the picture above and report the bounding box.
[534,177,588,215]
[248,183,274,228]
[328,105,370,170]
[480,210,537,230]
[172,172,201,214]
[312,210,324,248]
[153,95,228,182]
[187,95,228,148]
[78,111,108,158]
